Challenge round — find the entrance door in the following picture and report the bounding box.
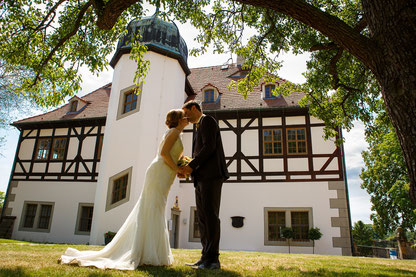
[170,210,180,248]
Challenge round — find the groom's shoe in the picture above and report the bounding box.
[197,261,221,270]
[185,259,204,266]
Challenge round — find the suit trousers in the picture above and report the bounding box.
[195,178,223,263]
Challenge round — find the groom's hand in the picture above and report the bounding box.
[183,165,193,175]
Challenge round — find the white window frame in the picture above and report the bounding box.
[202,86,219,104]
[262,83,280,99]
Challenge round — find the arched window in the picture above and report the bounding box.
[264,84,279,99]
[70,101,78,112]
[204,89,215,103]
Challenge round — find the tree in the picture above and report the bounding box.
[360,111,416,237]
[1,1,416,206]
[352,220,374,247]
[0,191,4,208]
[308,227,322,254]
[0,59,41,154]
[281,227,294,254]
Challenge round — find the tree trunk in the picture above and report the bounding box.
[362,0,416,206]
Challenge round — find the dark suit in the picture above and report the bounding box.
[188,114,229,263]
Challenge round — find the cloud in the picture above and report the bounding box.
[349,195,373,224]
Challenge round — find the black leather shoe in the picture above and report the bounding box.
[197,261,220,269]
[185,259,204,266]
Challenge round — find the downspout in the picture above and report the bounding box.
[339,128,354,255]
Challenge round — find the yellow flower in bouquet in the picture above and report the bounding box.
[177,156,192,167]
[177,156,192,180]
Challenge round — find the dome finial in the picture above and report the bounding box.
[152,7,160,18]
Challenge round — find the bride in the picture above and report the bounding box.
[60,109,188,270]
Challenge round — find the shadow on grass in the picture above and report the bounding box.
[271,266,416,276]
[0,267,28,277]
[138,265,242,277]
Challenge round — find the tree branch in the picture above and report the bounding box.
[31,0,93,87]
[33,0,67,32]
[95,0,139,30]
[234,0,378,70]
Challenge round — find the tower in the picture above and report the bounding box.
[89,14,191,244]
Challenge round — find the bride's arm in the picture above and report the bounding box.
[160,129,181,172]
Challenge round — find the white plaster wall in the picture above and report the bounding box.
[311,126,336,154]
[10,181,96,244]
[18,139,35,160]
[286,116,306,125]
[89,51,187,245]
[174,181,342,255]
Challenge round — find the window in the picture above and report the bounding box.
[51,138,66,160]
[19,201,54,232]
[189,206,201,242]
[264,207,313,247]
[35,138,51,160]
[263,129,282,155]
[268,211,286,241]
[35,138,67,160]
[75,203,94,235]
[70,101,78,112]
[38,205,52,229]
[287,128,307,154]
[106,167,132,211]
[117,85,142,120]
[291,212,309,241]
[23,204,37,228]
[123,91,138,113]
[264,84,279,99]
[204,89,215,103]
[112,174,128,204]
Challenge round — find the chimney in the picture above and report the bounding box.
[236,55,245,68]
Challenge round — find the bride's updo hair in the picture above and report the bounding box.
[165,109,184,128]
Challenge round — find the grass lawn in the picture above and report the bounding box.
[0,239,415,276]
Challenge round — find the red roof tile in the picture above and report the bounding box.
[14,63,305,125]
[13,83,111,125]
[187,64,305,111]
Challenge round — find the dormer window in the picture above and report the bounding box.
[264,84,280,99]
[204,89,215,103]
[70,101,78,112]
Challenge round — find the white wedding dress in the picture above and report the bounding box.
[60,129,183,270]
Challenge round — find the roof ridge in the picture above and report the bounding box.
[81,82,112,99]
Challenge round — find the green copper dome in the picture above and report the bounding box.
[110,14,190,74]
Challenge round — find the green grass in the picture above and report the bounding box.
[0,240,415,276]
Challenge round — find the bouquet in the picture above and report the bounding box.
[177,156,192,180]
[177,156,192,167]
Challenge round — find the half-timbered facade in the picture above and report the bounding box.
[1,15,352,256]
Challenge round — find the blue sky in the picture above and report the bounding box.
[0,19,372,225]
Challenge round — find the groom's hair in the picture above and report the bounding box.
[182,100,202,112]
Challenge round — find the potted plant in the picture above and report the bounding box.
[308,227,323,254]
[104,231,116,245]
[281,227,294,254]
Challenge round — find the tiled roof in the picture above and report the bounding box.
[13,63,306,125]
[186,63,305,112]
[13,83,111,125]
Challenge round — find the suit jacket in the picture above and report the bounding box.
[188,115,229,184]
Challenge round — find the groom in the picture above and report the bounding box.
[181,101,229,270]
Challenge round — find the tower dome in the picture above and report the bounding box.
[110,13,190,75]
